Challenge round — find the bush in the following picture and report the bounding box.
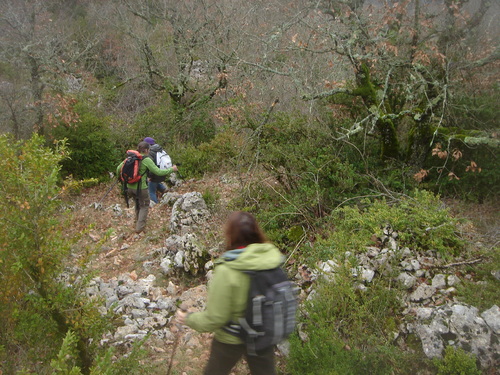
[259,112,363,212]
[434,346,481,375]
[48,100,120,180]
[131,98,216,147]
[457,242,500,310]
[287,265,419,375]
[0,134,113,373]
[228,112,365,245]
[174,129,245,177]
[419,136,500,202]
[328,189,465,258]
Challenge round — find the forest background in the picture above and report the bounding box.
[0,0,498,374]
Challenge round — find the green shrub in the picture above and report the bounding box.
[48,331,153,375]
[131,98,216,147]
[0,134,114,374]
[48,100,120,180]
[419,137,500,202]
[288,265,418,375]
[434,346,481,375]
[202,188,221,211]
[174,129,245,177]
[258,112,365,214]
[329,189,465,257]
[457,243,500,310]
[50,331,82,375]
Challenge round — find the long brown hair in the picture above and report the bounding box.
[225,211,267,250]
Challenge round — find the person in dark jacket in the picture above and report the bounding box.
[143,137,170,205]
[176,211,283,375]
[116,141,177,233]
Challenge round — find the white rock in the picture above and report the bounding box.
[415,307,434,320]
[481,305,500,334]
[432,274,447,289]
[160,257,173,275]
[361,268,375,283]
[174,251,184,268]
[410,284,436,302]
[397,272,417,289]
[447,275,460,286]
[410,259,421,271]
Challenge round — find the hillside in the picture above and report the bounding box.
[66,174,260,374]
[66,173,499,375]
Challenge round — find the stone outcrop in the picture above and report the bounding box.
[87,274,178,345]
[407,304,499,369]
[170,192,210,234]
[160,233,207,275]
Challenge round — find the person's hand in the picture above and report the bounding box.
[175,309,188,325]
[172,165,178,172]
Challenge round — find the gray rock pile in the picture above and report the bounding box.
[170,192,210,234]
[87,274,179,345]
[296,241,499,370]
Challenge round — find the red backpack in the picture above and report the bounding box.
[120,150,146,207]
[120,150,143,183]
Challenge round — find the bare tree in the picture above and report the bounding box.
[222,0,499,163]
[0,0,99,137]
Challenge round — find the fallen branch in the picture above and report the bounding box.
[430,258,482,269]
[104,248,119,258]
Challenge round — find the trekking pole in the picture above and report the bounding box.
[92,179,120,209]
[167,308,187,375]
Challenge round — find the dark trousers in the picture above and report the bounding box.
[204,339,276,375]
[127,187,149,232]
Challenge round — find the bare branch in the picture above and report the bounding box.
[464,44,500,69]
[302,87,353,100]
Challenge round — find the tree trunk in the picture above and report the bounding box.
[28,55,45,136]
[377,118,400,160]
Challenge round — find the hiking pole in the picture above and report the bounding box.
[92,179,120,210]
[167,308,187,375]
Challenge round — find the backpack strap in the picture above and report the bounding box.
[238,318,265,356]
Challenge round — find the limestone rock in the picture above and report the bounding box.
[170,192,210,234]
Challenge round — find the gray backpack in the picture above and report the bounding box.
[224,267,298,355]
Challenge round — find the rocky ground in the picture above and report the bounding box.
[67,174,268,375]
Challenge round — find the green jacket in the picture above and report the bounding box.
[116,155,174,190]
[186,242,284,344]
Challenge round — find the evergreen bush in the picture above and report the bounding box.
[329,190,465,258]
[174,129,245,177]
[288,265,421,375]
[48,100,120,180]
[434,346,481,375]
[0,134,113,373]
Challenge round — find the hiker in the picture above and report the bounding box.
[116,141,177,234]
[176,211,284,375]
[143,137,171,205]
